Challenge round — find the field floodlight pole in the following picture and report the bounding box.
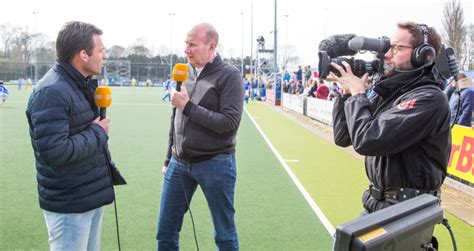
[169,13,175,77]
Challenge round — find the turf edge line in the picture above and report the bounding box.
[244,107,336,238]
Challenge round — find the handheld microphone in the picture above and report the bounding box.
[94,86,112,120]
[445,47,463,127]
[348,36,391,54]
[172,63,189,91]
[445,47,460,81]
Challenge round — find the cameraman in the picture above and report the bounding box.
[329,22,451,213]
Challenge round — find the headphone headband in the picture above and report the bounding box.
[410,24,435,68]
[418,24,429,44]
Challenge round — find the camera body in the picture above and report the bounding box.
[318,34,390,80]
[318,51,381,78]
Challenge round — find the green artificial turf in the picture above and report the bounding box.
[1,87,333,250]
[245,101,473,251]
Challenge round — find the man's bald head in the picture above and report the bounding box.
[189,23,219,45]
[185,23,219,68]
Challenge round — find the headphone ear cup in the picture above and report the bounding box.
[411,44,436,68]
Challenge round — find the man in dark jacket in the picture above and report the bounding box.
[294,65,303,83]
[329,22,451,213]
[26,21,113,250]
[157,23,244,250]
[445,73,473,127]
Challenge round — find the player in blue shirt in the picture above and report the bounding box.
[0,81,9,106]
[243,78,250,104]
[252,78,258,100]
[162,77,172,102]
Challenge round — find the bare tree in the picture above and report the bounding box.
[127,38,151,57]
[0,23,19,58]
[442,0,467,64]
[127,45,151,57]
[34,35,55,63]
[107,45,126,59]
[469,24,474,70]
[156,45,170,57]
[11,28,41,62]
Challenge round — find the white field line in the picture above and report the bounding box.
[284,159,300,163]
[6,100,168,106]
[107,102,169,106]
[244,107,336,238]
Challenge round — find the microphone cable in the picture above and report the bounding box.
[178,172,200,251]
[112,192,122,251]
[103,148,122,251]
[171,106,200,251]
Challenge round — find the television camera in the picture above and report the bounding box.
[318,34,390,81]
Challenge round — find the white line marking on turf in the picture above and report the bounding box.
[110,102,169,106]
[3,101,26,103]
[244,107,336,238]
[6,101,169,106]
[284,160,300,163]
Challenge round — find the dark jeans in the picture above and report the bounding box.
[157,153,239,251]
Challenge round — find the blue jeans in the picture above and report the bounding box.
[157,153,238,251]
[43,207,104,251]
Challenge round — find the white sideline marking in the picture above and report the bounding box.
[7,100,168,106]
[244,107,336,238]
[3,101,28,104]
[110,102,169,106]
[284,160,300,163]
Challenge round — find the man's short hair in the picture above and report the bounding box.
[56,21,102,62]
[397,22,441,59]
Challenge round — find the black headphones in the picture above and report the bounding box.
[411,24,436,68]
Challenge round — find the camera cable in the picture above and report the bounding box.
[441,217,457,251]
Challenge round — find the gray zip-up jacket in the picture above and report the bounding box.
[164,54,244,165]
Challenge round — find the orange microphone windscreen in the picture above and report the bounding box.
[172,63,189,83]
[94,86,112,108]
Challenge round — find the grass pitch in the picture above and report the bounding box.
[1,86,471,250]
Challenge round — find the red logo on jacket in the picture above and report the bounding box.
[397,99,417,110]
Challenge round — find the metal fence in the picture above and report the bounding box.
[0,60,173,84]
[0,61,54,82]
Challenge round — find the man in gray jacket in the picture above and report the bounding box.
[26,21,113,250]
[157,23,244,250]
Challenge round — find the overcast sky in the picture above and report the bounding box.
[2,0,473,67]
